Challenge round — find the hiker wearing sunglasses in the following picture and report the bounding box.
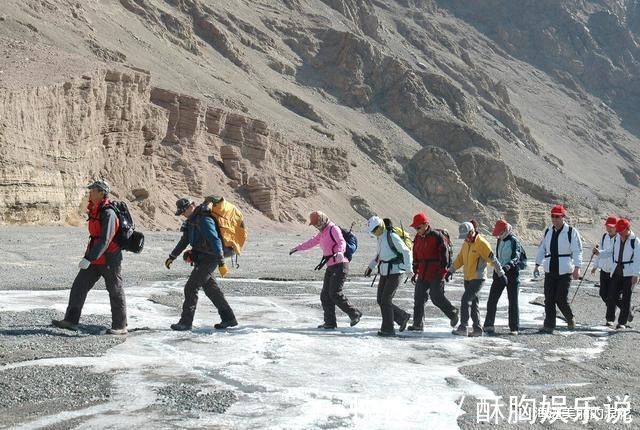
[534,204,583,334]
[290,211,362,329]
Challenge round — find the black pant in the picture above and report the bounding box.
[484,270,520,331]
[460,279,484,329]
[543,273,573,329]
[599,270,623,308]
[64,255,126,329]
[377,274,410,333]
[180,255,235,326]
[321,263,359,326]
[412,278,457,328]
[607,274,633,324]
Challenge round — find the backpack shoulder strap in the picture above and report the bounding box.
[632,238,636,250]
[568,226,573,244]
[601,233,607,248]
[387,230,400,256]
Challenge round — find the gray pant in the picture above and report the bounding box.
[377,274,410,333]
[413,278,457,328]
[179,255,235,326]
[321,263,359,326]
[460,279,484,330]
[64,253,126,330]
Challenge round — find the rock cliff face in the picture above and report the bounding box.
[1,0,640,235]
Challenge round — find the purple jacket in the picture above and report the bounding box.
[294,222,348,266]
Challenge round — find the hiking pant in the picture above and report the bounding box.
[459,279,484,330]
[598,270,624,310]
[377,274,410,333]
[321,263,359,326]
[607,274,633,325]
[179,255,235,326]
[543,273,573,329]
[64,254,126,330]
[412,278,457,328]
[484,270,520,332]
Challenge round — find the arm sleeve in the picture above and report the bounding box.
[85,209,118,261]
[170,233,190,258]
[451,247,463,271]
[479,241,504,276]
[294,232,322,252]
[202,216,223,257]
[535,235,546,266]
[572,229,583,268]
[507,240,521,268]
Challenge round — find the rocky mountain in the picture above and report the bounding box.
[1,0,639,238]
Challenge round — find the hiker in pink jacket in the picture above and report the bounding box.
[290,211,362,329]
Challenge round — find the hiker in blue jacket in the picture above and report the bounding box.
[164,197,237,331]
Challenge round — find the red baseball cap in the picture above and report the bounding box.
[605,216,618,228]
[410,212,429,228]
[492,219,509,236]
[616,218,631,234]
[550,205,566,216]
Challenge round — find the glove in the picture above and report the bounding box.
[364,267,372,277]
[289,247,298,255]
[78,258,91,270]
[183,250,193,265]
[502,264,512,273]
[445,270,453,282]
[164,256,175,269]
[219,262,229,278]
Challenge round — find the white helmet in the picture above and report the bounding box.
[367,216,383,233]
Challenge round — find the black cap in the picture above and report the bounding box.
[175,197,193,216]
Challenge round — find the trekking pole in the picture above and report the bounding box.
[570,250,596,305]
[370,273,378,288]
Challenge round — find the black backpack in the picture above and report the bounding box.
[504,235,527,270]
[432,228,453,268]
[103,201,144,253]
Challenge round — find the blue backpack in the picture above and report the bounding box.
[329,225,357,261]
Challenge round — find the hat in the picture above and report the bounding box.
[308,211,328,227]
[175,197,193,216]
[458,221,474,239]
[550,205,567,216]
[616,218,631,234]
[367,216,383,233]
[87,179,110,194]
[410,212,429,228]
[492,219,509,236]
[605,216,618,228]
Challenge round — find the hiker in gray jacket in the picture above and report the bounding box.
[364,216,412,337]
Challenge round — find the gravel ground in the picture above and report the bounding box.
[2,226,640,429]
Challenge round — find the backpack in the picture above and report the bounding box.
[507,235,527,270]
[328,225,358,261]
[103,201,144,253]
[387,226,413,263]
[430,228,453,268]
[204,196,247,258]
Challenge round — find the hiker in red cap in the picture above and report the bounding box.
[593,218,639,329]
[408,212,459,331]
[534,205,583,334]
[483,219,525,335]
[591,216,627,322]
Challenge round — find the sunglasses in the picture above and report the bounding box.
[551,215,563,219]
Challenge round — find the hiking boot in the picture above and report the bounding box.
[606,321,615,327]
[215,319,238,330]
[450,310,459,328]
[616,324,626,330]
[538,326,554,334]
[628,310,634,322]
[483,325,495,334]
[509,330,519,336]
[452,326,468,336]
[567,318,576,330]
[407,325,424,332]
[377,330,396,337]
[52,319,78,331]
[170,323,192,331]
[317,323,337,330]
[350,311,362,327]
[399,314,411,332]
[106,328,128,335]
[469,327,483,337]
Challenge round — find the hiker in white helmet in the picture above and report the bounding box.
[364,216,412,337]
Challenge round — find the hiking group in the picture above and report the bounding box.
[52,180,636,337]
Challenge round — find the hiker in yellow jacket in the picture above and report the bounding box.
[447,220,506,337]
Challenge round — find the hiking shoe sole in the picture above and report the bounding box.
[52,319,78,331]
[215,320,238,329]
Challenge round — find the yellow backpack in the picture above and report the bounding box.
[390,226,413,251]
[204,196,247,258]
